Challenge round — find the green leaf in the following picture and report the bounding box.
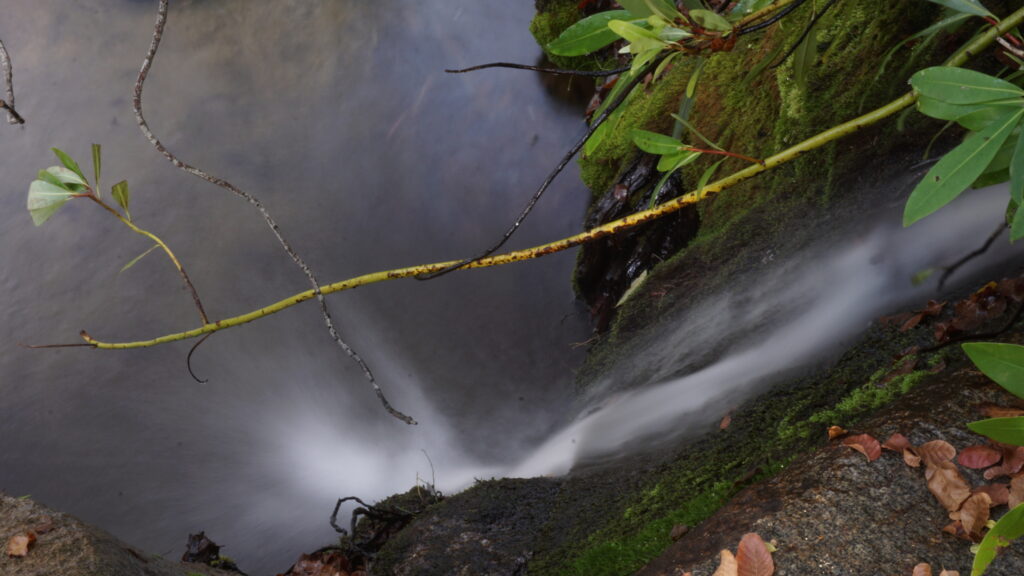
[910,67,1024,105]
[44,166,87,188]
[876,14,971,80]
[1012,198,1024,241]
[617,0,674,17]
[642,0,682,21]
[968,417,1024,445]
[91,143,101,190]
[903,109,1024,226]
[112,180,130,215]
[1012,127,1024,205]
[963,342,1024,398]
[689,9,733,32]
[608,19,663,43]
[119,244,161,275]
[657,150,700,172]
[36,169,69,190]
[27,179,75,226]
[911,268,935,286]
[973,503,1024,576]
[653,51,679,80]
[585,120,612,157]
[698,159,725,190]
[793,16,820,92]
[925,0,994,19]
[632,129,684,155]
[629,46,663,76]
[547,10,633,57]
[51,148,87,183]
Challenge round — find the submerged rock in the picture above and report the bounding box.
[0,493,237,576]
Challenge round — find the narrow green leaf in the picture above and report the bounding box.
[44,166,87,188]
[903,109,1024,226]
[51,148,86,183]
[632,129,684,155]
[27,179,75,226]
[910,67,1024,105]
[1012,126,1024,205]
[973,503,1024,576]
[617,0,656,17]
[658,26,692,43]
[585,121,612,157]
[963,342,1024,398]
[925,0,994,19]
[875,14,971,80]
[119,244,161,275]
[955,105,1024,132]
[653,51,679,80]
[91,143,101,190]
[672,114,724,150]
[112,180,130,215]
[793,16,820,92]
[643,0,682,21]
[689,9,733,32]
[657,150,700,172]
[629,46,663,76]
[547,10,633,57]
[608,19,664,44]
[697,159,725,190]
[36,169,69,190]
[968,417,1024,445]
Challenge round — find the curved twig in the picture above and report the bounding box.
[446,62,630,77]
[737,0,807,36]
[418,53,667,280]
[0,36,24,124]
[186,333,212,384]
[937,221,1007,290]
[769,0,840,69]
[134,0,414,424]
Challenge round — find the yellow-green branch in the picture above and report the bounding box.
[79,7,1024,350]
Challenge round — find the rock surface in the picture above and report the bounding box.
[0,493,236,576]
[636,371,1024,576]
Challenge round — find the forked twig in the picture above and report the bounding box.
[134,0,414,424]
[937,221,1007,290]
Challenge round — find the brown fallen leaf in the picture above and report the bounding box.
[980,405,1024,419]
[927,462,972,512]
[973,483,1010,507]
[943,520,971,541]
[938,570,960,576]
[959,492,992,541]
[904,448,922,468]
[735,533,774,576]
[712,549,738,576]
[720,414,732,430]
[1010,474,1024,509]
[984,444,1024,479]
[912,563,932,576]
[842,434,882,462]
[6,531,36,557]
[828,425,847,440]
[883,433,913,451]
[918,440,957,468]
[958,445,1002,469]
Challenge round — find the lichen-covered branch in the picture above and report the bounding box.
[0,36,24,125]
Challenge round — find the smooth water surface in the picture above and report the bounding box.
[0,1,592,570]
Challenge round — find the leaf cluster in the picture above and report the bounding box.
[26,146,130,226]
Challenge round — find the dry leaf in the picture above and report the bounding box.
[958,445,1002,469]
[984,444,1024,479]
[979,404,1024,419]
[883,433,913,451]
[959,492,992,540]
[828,425,847,440]
[720,414,732,430]
[736,533,774,576]
[1010,474,1024,509]
[938,571,960,576]
[927,463,972,512]
[943,520,971,541]
[6,531,36,557]
[912,564,932,576]
[842,434,882,462]
[712,549,739,576]
[918,440,956,468]
[904,448,922,468]
[973,483,1010,507]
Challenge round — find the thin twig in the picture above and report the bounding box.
[937,221,1007,290]
[186,333,212,383]
[737,0,807,36]
[418,53,667,280]
[769,0,840,69]
[0,37,24,124]
[446,62,630,77]
[134,0,415,424]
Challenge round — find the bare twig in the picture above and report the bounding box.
[997,36,1024,61]
[418,53,666,280]
[937,221,1007,290]
[737,0,807,36]
[134,0,414,424]
[0,37,24,124]
[446,62,630,77]
[186,333,212,384]
[770,0,840,69]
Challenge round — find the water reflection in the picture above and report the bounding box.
[0,1,590,570]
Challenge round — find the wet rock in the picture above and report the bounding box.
[636,372,1024,576]
[0,493,237,576]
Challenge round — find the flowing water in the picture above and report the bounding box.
[0,1,592,570]
[3,2,1024,574]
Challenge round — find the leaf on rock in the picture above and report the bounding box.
[927,462,972,512]
[883,433,913,451]
[943,519,971,541]
[842,434,882,462]
[1010,474,1024,509]
[828,425,848,440]
[904,448,923,468]
[912,564,932,576]
[918,440,957,468]
[959,492,992,540]
[984,444,1024,479]
[973,483,1010,507]
[6,531,36,557]
[979,405,1024,418]
[736,533,774,576]
[938,570,960,576]
[712,549,739,576]
[958,445,1003,469]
